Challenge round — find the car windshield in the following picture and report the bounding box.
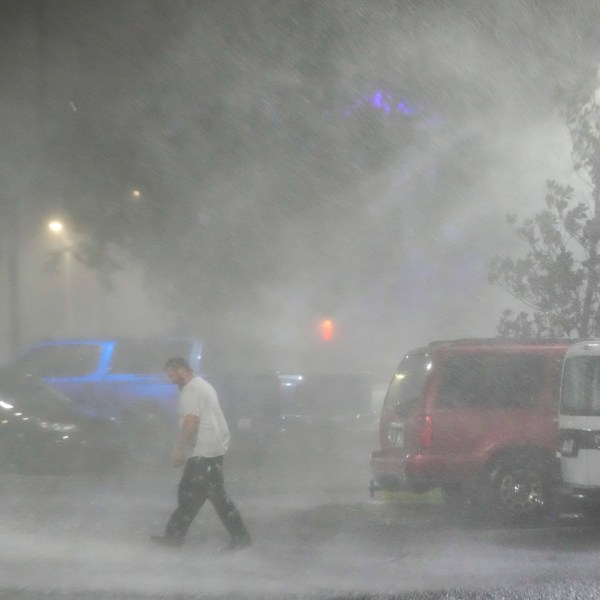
[0,374,73,419]
[382,353,431,416]
[561,355,600,416]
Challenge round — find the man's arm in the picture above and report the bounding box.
[172,414,200,466]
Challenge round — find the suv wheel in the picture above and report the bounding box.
[487,456,551,523]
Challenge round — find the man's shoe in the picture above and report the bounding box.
[150,534,183,548]
[223,534,252,552]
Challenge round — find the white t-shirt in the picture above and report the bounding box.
[178,376,230,458]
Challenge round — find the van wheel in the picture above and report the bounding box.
[126,411,171,469]
[487,456,551,523]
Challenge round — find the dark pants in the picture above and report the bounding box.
[165,455,249,543]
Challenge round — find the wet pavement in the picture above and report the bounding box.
[1,426,600,599]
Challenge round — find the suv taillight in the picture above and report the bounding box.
[417,414,433,450]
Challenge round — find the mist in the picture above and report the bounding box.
[1,1,600,598]
[1,1,597,366]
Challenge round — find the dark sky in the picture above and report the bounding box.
[2,1,600,370]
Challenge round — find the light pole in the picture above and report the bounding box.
[47,219,73,336]
[6,205,21,354]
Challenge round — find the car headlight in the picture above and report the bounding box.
[39,421,79,433]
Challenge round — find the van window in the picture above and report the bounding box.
[382,354,430,416]
[437,352,545,409]
[561,356,600,416]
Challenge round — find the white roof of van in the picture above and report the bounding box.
[566,340,600,357]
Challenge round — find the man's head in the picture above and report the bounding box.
[165,357,194,388]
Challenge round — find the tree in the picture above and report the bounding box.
[488,70,600,337]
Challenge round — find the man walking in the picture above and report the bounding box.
[151,357,251,550]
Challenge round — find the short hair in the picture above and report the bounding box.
[164,356,192,372]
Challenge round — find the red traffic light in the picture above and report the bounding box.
[319,319,335,342]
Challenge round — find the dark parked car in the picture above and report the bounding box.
[0,374,125,475]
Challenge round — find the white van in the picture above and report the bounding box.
[559,340,600,503]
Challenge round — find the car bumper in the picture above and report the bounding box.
[558,482,600,507]
[370,452,408,490]
[369,449,435,492]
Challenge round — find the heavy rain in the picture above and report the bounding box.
[3,1,600,599]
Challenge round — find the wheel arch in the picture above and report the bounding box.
[482,444,559,484]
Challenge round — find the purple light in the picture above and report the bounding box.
[397,102,414,115]
[372,90,383,109]
[341,89,418,119]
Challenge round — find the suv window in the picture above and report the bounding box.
[382,354,430,416]
[561,355,600,416]
[110,339,194,374]
[437,352,546,409]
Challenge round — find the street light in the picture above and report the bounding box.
[47,220,64,234]
[47,219,73,336]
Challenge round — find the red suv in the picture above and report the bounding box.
[369,338,573,521]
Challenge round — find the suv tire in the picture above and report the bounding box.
[486,455,552,523]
